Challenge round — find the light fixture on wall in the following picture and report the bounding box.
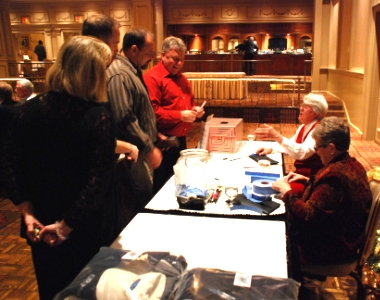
[75,15,84,23]
[22,17,30,24]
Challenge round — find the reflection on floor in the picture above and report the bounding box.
[1,121,380,299]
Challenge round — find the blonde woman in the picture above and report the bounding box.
[3,36,122,300]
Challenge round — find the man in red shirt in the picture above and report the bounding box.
[144,36,205,194]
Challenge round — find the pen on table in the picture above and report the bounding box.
[130,278,141,290]
[212,188,221,202]
[197,101,207,112]
[229,157,241,161]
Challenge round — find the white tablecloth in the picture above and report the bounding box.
[111,213,288,278]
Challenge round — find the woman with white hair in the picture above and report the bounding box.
[254,93,328,194]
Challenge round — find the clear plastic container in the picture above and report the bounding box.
[173,149,211,199]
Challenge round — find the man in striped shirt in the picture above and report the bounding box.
[106,28,162,213]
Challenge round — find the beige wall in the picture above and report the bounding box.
[327,69,364,128]
[313,0,379,141]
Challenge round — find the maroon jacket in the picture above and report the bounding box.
[283,152,372,265]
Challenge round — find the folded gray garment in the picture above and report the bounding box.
[53,247,187,300]
[174,268,300,300]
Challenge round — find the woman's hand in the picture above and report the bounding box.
[24,214,44,243]
[255,147,273,155]
[38,223,61,246]
[39,220,72,247]
[284,172,309,184]
[272,178,292,195]
[17,201,43,243]
[254,124,283,144]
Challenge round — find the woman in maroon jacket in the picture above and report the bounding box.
[272,117,372,266]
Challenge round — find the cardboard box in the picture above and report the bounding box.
[206,118,243,153]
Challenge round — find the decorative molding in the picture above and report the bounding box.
[110,10,130,22]
[55,11,103,23]
[165,3,313,23]
[55,12,72,22]
[31,13,49,23]
[221,7,239,19]
[9,13,21,23]
[248,6,313,19]
[9,12,49,23]
[260,8,308,16]
[172,8,213,19]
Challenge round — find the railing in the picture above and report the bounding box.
[186,75,301,107]
[5,61,54,93]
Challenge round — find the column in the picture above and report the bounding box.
[0,0,17,77]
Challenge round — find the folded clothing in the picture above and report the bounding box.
[173,268,300,300]
[54,247,187,300]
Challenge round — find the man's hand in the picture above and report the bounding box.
[192,106,205,119]
[146,146,163,169]
[126,144,139,162]
[115,140,139,162]
[180,110,197,122]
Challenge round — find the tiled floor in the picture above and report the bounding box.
[1,121,380,300]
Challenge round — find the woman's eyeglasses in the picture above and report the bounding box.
[314,144,325,151]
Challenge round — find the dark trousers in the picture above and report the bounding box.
[30,228,101,300]
[153,136,187,195]
[243,52,255,75]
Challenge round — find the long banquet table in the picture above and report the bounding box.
[145,141,286,217]
[111,141,290,279]
[56,140,297,299]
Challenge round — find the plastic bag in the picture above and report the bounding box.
[54,247,187,300]
[173,268,300,300]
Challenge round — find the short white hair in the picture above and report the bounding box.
[302,93,328,120]
[18,79,34,94]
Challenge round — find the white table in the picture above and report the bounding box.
[146,141,286,216]
[111,213,288,278]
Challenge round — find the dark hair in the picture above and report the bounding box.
[312,116,350,151]
[122,28,154,51]
[0,81,13,101]
[82,14,120,42]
